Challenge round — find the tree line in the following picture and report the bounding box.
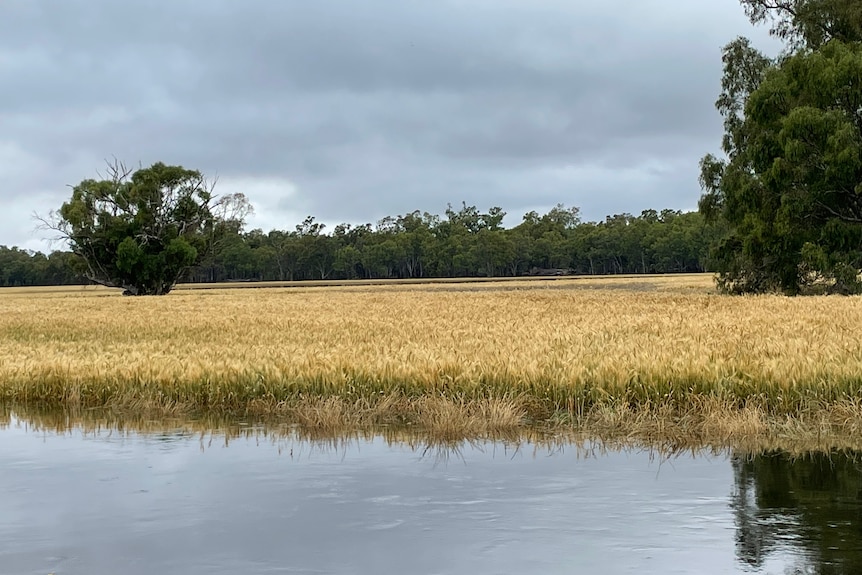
[1,202,719,288]
[0,247,83,287]
[188,204,717,283]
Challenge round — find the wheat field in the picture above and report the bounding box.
[3,274,862,442]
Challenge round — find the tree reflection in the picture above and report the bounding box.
[731,450,862,574]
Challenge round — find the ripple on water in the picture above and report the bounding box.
[0,421,856,575]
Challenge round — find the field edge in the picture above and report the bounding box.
[5,392,862,452]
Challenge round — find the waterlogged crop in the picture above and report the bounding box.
[2,275,862,441]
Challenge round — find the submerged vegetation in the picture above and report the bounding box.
[8,403,862,456]
[3,275,862,444]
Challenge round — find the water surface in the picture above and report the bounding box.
[1,415,861,574]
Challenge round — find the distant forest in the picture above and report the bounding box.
[0,203,720,287]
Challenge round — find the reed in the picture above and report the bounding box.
[3,274,862,442]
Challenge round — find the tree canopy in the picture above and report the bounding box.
[6,203,718,287]
[183,205,715,283]
[48,161,250,295]
[699,0,862,294]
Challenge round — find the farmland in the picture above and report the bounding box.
[3,274,862,444]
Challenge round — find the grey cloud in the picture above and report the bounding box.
[0,0,781,249]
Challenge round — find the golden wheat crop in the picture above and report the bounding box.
[3,273,862,441]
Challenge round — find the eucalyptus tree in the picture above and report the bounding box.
[46,161,251,295]
[700,0,862,293]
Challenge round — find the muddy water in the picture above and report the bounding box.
[1,417,861,574]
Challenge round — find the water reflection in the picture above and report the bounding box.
[732,450,862,574]
[2,408,862,574]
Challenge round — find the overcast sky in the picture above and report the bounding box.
[0,0,780,252]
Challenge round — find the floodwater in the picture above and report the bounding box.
[1,417,861,574]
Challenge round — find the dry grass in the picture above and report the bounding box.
[3,273,862,444]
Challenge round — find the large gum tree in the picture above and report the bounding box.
[699,0,862,294]
[47,161,251,295]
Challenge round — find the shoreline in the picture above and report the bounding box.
[5,393,862,453]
